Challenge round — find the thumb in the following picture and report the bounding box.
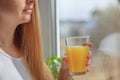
[61,57,68,69]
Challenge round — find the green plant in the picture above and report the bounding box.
[46,55,74,80]
[45,55,62,80]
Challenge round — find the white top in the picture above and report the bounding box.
[0,49,32,80]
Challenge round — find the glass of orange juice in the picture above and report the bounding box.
[65,36,90,75]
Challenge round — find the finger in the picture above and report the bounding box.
[62,57,67,65]
[60,57,72,79]
[82,42,93,48]
[86,55,91,67]
[86,60,91,72]
[61,57,68,70]
[87,53,92,59]
[86,62,90,66]
[87,68,89,72]
[86,64,90,72]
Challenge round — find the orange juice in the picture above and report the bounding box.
[66,46,89,73]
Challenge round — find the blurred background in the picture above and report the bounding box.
[57,0,120,80]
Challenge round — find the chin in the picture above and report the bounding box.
[21,16,32,24]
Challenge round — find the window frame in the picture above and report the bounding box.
[39,0,60,59]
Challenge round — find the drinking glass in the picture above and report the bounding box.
[65,36,90,75]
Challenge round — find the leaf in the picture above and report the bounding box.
[45,55,62,80]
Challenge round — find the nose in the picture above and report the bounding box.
[26,0,36,3]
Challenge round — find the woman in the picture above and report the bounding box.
[0,0,91,80]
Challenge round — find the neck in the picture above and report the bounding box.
[0,13,22,58]
[0,19,17,48]
[0,22,22,58]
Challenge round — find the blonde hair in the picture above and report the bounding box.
[14,1,54,80]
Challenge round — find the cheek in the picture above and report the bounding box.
[0,1,14,11]
[0,0,25,15]
[0,1,26,22]
[0,0,31,24]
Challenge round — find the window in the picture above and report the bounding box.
[57,0,120,80]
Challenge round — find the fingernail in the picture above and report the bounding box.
[87,54,91,59]
[62,57,67,64]
[82,42,93,48]
[86,63,90,66]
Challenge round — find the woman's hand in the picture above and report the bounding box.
[85,42,92,72]
[58,43,92,80]
[58,57,72,80]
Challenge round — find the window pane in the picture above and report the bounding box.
[57,0,120,79]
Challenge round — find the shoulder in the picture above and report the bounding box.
[0,60,3,74]
[0,50,12,73]
[0,49,12,61]
[0,52,4,73]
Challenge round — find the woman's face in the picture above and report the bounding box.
[0,0,36,24]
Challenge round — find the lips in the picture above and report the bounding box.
[23,8,33,14]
